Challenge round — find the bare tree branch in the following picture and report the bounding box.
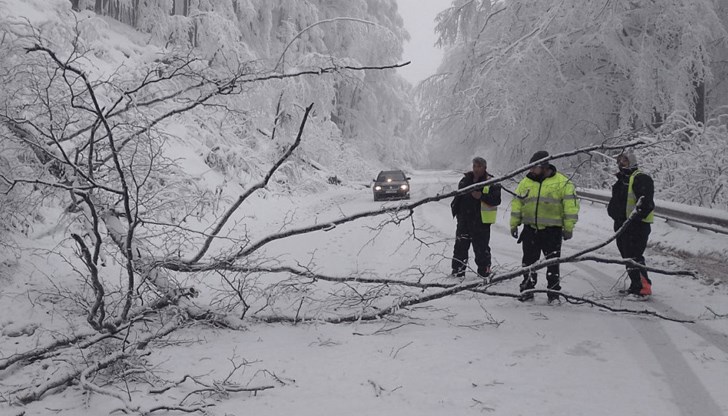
[158,139,651,272]
[13,316,183,405]
[480,289,694,323]
[243,206,693,325]
[184,103,314,265]
[274,17,395,72]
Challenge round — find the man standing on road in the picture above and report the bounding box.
[510,151,579,303]
[451,157,501,279]
[607,150,654,299]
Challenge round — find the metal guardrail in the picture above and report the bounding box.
[577,189,728,236]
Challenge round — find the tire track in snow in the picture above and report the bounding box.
[575,261,726,416]
[629,319,725,416]
[576,262,728,354]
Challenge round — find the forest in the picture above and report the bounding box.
[418,0,728,208]
[1,0,727,414]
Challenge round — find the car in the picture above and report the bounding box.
[372,170,411,201]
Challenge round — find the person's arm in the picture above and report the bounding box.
[607,176,628,224]
[562,179,579,232]
[607,181,622,221]
[450,196,459,218]
[457,176,468,190]
[510,182,524,229]
[451,176,469,217]
[482,183,501,206]
[632,174,655,219]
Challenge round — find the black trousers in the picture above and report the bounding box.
[520,226,562,291]
[616,221,651,291]
[452,221,492,275]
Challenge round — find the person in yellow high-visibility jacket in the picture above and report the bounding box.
[510,151,579,303]
[451,157,502,279]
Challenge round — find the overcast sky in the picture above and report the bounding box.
[395,0,451,85]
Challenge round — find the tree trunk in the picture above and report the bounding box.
[172,0,189,16]
[133,0,139,27]
[651,109,664,130]
[694,80,705,124]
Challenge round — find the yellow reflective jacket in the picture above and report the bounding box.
[480,185,497,224]
[627,170,654,223]
[510,170,579,232]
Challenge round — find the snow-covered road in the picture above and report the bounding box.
[233,169,728,416]
[9,169,727,416]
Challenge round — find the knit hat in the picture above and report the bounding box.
[618,150,638,168]
[529,150,550,167]
[472,156,487,167]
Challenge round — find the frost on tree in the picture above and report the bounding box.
[419,0,728,206]
[71,0,420,172]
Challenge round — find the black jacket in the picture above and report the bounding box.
[451,172,502,223]
[607,167,655,224]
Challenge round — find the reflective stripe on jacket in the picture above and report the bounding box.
[510,172,579,232]
[627,170,654,223]
[480,185,497,224]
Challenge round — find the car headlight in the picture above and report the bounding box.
[374,185,382,191]
[400,184,408,190]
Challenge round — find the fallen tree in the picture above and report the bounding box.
[0,15,703,416]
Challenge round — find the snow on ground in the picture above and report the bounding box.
[2,170,728,416]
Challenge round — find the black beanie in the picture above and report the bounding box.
[529,150,550,166]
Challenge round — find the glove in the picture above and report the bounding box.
[510,227,519,239]
[563,230,573,241]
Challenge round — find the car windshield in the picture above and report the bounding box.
[377,171,406,182]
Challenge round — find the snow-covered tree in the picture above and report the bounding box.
[0,3,706,412]
[70,0,421,172]
[419,0,728,180]
[0,0,421,338]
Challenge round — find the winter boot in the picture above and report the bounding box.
[451,262,466,278]
[478,266,492,280]
[519,292,534,302]
[451,258,467,278]
[545,273,561,303]
[547,291,561,304]
[639,275,652,295]
[519,274,536,302]
[626,293,650,301]
[547,295,562,305]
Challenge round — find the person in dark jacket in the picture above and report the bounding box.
[607,150,655,298]
[451,157,502,278]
